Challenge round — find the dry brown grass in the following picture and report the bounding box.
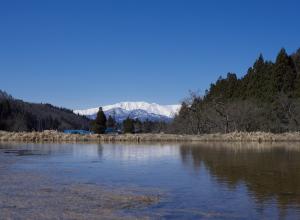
[2,130,300,142]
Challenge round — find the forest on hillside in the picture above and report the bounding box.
[0,91,90,131]
[171,48,300,134]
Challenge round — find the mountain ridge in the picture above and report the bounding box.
[74,101,181,122]
[0,90,90,131]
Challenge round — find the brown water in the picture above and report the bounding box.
[1,142,300,219]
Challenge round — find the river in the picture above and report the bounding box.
[0,142,300,219]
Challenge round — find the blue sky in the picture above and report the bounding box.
[0,0,299,109]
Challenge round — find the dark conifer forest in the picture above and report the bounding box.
[171,48,300,134]
[0,91,90,131]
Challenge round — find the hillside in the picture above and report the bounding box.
[0,91,90,132]
[172,48,300,134]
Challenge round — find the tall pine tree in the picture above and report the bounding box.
[92,107,107,134]
[292,49,300,97]
[123,117,135,133]
[107,115,116,128]
[272,48,297,96]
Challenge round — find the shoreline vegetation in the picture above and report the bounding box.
[3,130,300,142]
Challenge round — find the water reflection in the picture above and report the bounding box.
[2,142,300,218]
[101,143,178,162]
[0,143,105,162]
[180,142,300,210]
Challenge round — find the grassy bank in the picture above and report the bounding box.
[2,130,300,142]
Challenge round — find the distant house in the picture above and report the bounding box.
[63,130,94,135]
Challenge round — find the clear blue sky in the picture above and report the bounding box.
[0,0,299,109]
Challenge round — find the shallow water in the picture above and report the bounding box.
[1,142,300,219]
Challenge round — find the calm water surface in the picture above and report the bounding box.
[1,142,300,219]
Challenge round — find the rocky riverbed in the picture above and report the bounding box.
[0,149,160,220]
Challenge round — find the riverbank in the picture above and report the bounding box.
[2,130,300,142]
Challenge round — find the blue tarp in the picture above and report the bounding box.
[63,130,93,134]
[105,128,121,134]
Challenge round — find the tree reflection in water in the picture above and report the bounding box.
[180,142,300,212]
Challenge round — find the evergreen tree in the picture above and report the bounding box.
[0,100,11,119]
[92,107,107,134]
[292,48,300,75]
[107,115,116,128]
[272,48,297,95]
[134,119,142,133]
[292,49,300,96]
[205,73,239,100]
[123,117,135,133]
[241,54,274,101]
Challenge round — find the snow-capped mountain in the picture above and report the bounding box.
[74,101,181,122]
[103,108,171,122]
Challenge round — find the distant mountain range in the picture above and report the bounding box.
[74,102,181,122]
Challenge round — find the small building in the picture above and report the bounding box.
[63,130,94,135]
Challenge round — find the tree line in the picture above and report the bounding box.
[0,92,167,134]
[0,91,90,131]
[171,48,300,134]
[91,107,167,134]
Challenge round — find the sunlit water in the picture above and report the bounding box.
[1,142,300,219]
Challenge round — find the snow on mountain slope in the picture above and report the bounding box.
[103,107,171,122]
[74,101,181,122]
[103,102,180,117]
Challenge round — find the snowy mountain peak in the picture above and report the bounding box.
[102,101,180,118]
[74,101,181,121]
